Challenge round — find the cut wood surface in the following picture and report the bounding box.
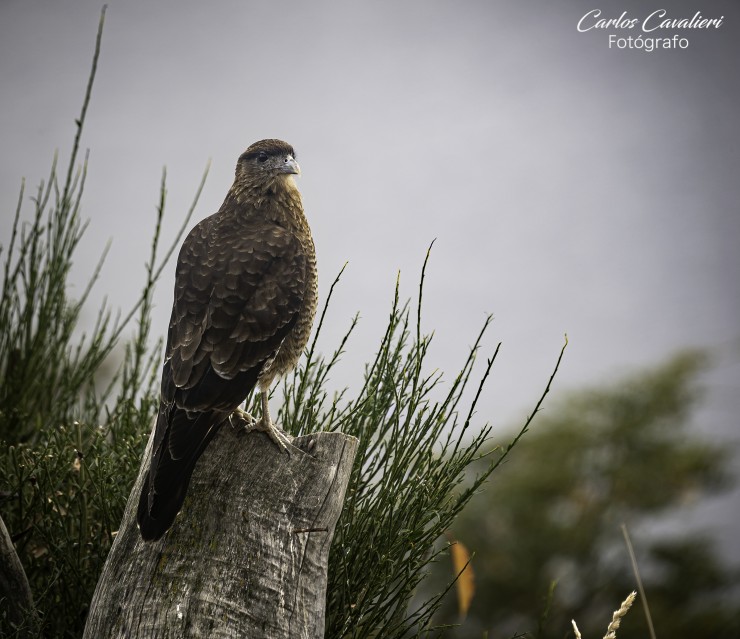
[84,424,357,639]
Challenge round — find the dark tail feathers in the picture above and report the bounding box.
[136,408,225,541]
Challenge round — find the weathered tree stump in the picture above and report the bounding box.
[84,424,357,639]
[0,513,40,637]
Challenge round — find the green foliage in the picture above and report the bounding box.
[2,419,149,637]
[279,259,565,638]
[0,58,111,443]
[0,10,204,637]
[436,351,740,639]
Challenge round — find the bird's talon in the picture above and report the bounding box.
[229,407,256,430]
[246,417,293,455]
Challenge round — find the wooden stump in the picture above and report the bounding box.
[84,424,357,639]
[0,514,40,637]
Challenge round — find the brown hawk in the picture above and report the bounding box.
[137,139,317,541]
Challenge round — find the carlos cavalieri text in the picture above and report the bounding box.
[577,9,725,51]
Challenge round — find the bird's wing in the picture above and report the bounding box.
[163,215,307,453]
[138,215,307,540]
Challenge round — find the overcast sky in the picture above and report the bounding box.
[1,0,738,557]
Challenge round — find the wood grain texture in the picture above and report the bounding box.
[85,425,357,639]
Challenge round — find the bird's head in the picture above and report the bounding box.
[235,139,300,189]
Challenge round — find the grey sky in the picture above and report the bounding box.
[2,0,739,556]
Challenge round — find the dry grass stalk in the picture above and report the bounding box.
[604,591,637,639]
[571,591,637,639]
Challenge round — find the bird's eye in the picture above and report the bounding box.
[258,151,269,163]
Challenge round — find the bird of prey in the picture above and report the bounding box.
[137,139,318,541]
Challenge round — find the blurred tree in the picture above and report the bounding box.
[435,351,740,638]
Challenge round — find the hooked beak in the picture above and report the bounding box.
[281,155,300,175]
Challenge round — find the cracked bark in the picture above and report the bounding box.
[84,424,357,639]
